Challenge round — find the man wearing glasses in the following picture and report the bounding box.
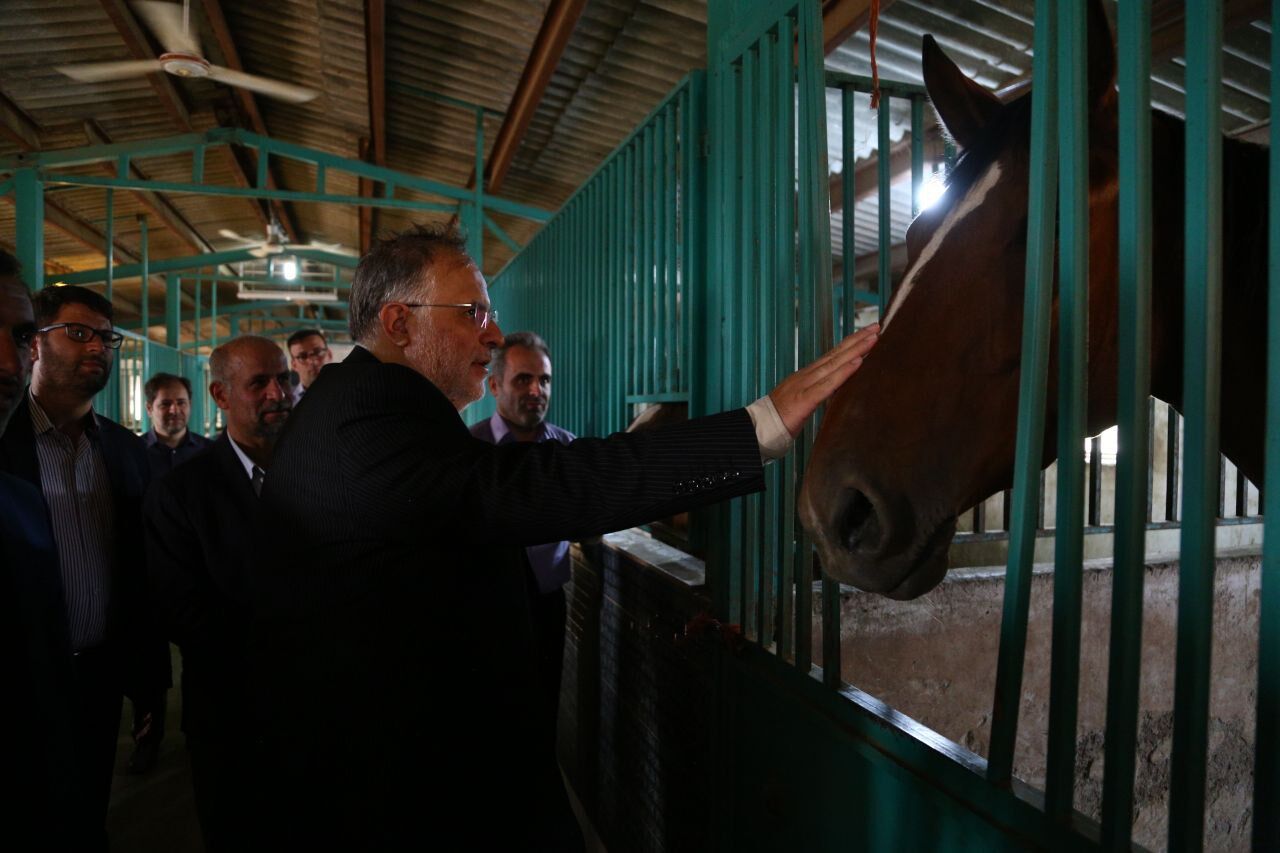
[0,284,169,849]
[285,328,331,399]
[255,224,880,850]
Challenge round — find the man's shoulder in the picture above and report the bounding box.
[153,439,237,499]
[543,421,575,444]
[469,418,496,443]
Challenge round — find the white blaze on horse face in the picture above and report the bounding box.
[881,163,1005,330]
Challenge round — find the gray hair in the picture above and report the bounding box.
[209,335,282,386]
[491,331,551,381]
[348,224,470,343]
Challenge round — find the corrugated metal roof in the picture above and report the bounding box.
[0,1,1272,342]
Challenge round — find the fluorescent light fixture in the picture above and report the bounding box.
[236,283,339,303]
[281,259,298,281]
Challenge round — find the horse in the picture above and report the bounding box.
[798,0,1270,601]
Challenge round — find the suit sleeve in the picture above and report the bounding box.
[334,374,764,546]
[143,477,234,653]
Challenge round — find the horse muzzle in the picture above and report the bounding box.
[799,475,953,600]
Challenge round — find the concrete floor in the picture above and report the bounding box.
[103,647,606,852]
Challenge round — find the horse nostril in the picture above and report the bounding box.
[839,489,878,552]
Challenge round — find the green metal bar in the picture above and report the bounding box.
[740,48,758,635]
[165,275,180,346]
[228,314,239,338]
[665,105,678,396]
[41,174,459,215]
[823,70,928,98]
[988,0,1057,785]
[0,179,12,196]
[211,274,218,351]
[1100,0,1153,845]
[191,145,204,183]
[1044,0,1089,820]
[315,164,325,195]
[470,107,485,264]
[1169,1,1224,848]
[798,0,833,674]
[255,147,268,188]
[910,97,925,218]
[139,217,150,432]
[642,123,654,399]
[841,86,856,337]
[757,28,779,646]
[775,12,796,661]
[13,169,43,287]
[656,108,669,397]
[1255,6,1280,847]
[193,274,201,356]
[876,93,892,320]
[724,62,744,627]
[483,214,521,254]
[0,131,215,171]
[104,189,115,302]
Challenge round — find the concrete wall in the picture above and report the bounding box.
[813,554,1261,852]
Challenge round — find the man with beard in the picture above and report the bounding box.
[0,252,79,851]
[143,335,293,851]
[470,331,575,708]
[286,328,331,400]
[0,284,167,849]
[143,372,211,478]
[126,372,212,775]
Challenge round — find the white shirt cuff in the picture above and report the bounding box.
[746,395,793,461]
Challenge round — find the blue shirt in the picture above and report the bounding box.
[144,428,212,478]
[469,413,576,594]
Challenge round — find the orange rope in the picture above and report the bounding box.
[869,0,882,109]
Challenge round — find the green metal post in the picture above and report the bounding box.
[841,86,856,337]
[104,189,114,302]
[13,168,44,287]
[1255,6,1280,847]
[165,275,181,346]
[989,0,1057,785]
[470,107,485,266]
[1044,0,1088,820]
[910,97,925,217]
[774,12,796,660]
[1169,1,1223,849]
[1101,0,1153,846]
[211,277,218,351]
[139,216,150,431]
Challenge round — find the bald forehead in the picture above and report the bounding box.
[225,339,286,372]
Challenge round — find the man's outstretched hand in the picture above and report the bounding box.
[769,324,880,437]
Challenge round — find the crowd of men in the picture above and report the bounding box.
[0,226,879,851]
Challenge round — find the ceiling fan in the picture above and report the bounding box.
[220,222,352,258]
[57,0,319,104]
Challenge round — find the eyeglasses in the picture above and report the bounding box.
[401,302,499,330]
[292,346,330,362]
[37,322,125,349]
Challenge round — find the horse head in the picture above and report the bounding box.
[799,0,1123,599]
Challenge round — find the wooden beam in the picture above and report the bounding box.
[822,0,898,56]
[477,0,587,194]
[83,120,210,256]
[201,0,302,243]
[362,0,386,254]
[0,89,41,150]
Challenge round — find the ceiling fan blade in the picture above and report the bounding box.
[132,0,201,56]
[58,60,164,83]
[250,245,272,259]
[206,65,319,104]
[218,228,259,244]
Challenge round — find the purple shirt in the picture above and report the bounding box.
[469,412,576,594]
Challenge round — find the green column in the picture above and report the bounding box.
[13,168,43,287]
[166,274,181,346]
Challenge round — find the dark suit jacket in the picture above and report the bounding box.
[0,394,169,695]
[255,346,764,848]
[0,471,78,850]
[144,434,258,738]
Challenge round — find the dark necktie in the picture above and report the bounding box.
[251,465,265,497]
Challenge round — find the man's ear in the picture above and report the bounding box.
[378,303,411,347]
[487,373,500,396]
[208,381,229,412]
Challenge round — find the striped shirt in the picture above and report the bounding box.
[28,392,116,651]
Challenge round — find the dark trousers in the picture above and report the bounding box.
[188,734,260,852]
[71,648,123,851]
[531,586,568,712]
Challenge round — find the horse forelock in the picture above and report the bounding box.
[881,160,1006,330]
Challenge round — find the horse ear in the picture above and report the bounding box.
[1087,0,1117,110]
[921,34,1003,150]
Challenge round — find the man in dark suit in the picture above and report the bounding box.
[0,250,79,851]
[256,225,879,849]
[144,335,293,851]
[0,283,169,849]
